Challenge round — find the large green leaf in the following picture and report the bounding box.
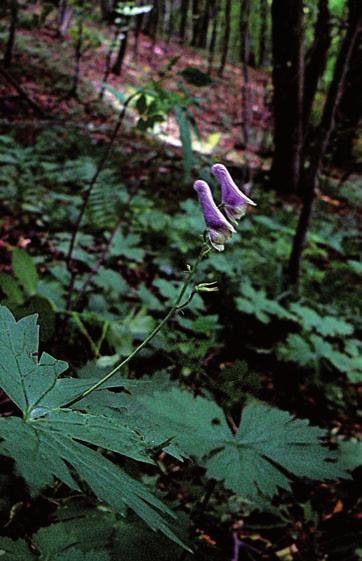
[0,308,186,548]
[0,505,186,560]
[0,272,24,304]
[35,409,154,464]
[0,536,109,561]
[205,403,348,497]
[93,372,229,460]
[0,306,67,414]
[0,538,35,561]
[112,376,349,500]
[12,248,39,296]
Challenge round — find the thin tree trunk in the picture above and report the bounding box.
[99,0,114,21]
[287,0,361,285]
[99,28,119,99]
[4,0,18,67]
[207,0,218,74]
[158,0,166,36]
[198,0,210,48]
[167,0,175,42]
[240,0,251,182]
[191,0,200,46]
[150,0,160,38]
[239,0,250,64]
[133,12,144,59]
[70,14,83,97]
[332,30,362,166]
[270,0,304,194]
[303,0,331,137]
[179,0,189,41]
[58,0,74,37]
[112,30,129,75]
[218,0,231,77]
[144,0,159,37]
[259,0,268,67]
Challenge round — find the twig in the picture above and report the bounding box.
[99,28,119,100]
[231,530,241,561]
[231,529,261,561]
[64,92,138,311]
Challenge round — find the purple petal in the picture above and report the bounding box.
[194,180,235,251]
[211,164,256,224]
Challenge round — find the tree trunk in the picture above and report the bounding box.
[158,0,166,36]
[191,0,201,47]
[70,15,83,97]
[58,0,74,37]
[303,0,331,136]
[258,0,268,67]
[207,0,218,74]
[239,0,250,64]
[167,0,175,42]
[198,0,210,48]
[179,0,189,41]
[269,0,304,195]
[99,0,114,21]
[144,0,159,37]
[332,30,362,166]
[99,28,118,99]
[287,0,361,285]
[240,0,251,182]
[112,30,129,75]
[133,12,144,59]
[4,0,18,67]
[218,0,231,77]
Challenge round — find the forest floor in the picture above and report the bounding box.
[1,24,271,170]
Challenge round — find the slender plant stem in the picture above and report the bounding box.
[69,217,122,311]
[64,92,138,311]
[64,246,209,408]
[99,27,119,100]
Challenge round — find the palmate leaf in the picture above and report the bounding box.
[0,503,187,560]
[0,307,68,414]
[114,375,349,500]
[0,504,116,560]
[206,403,348,498]
[0,308,186,548]
[93,372,230,460]
[0,536,109,561]
[0,537,35,561]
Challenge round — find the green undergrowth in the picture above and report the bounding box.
[0,130,361,560]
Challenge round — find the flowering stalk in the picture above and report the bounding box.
[64,244,209,408]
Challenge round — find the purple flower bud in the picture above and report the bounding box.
[194,180,235,251]
[211,164,256,224]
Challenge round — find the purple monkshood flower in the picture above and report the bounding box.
[211,163,256,225]
[193,180,235,251]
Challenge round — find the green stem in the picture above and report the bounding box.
[64,246,208,409]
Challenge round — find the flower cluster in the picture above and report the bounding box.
[194,164,256,251]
